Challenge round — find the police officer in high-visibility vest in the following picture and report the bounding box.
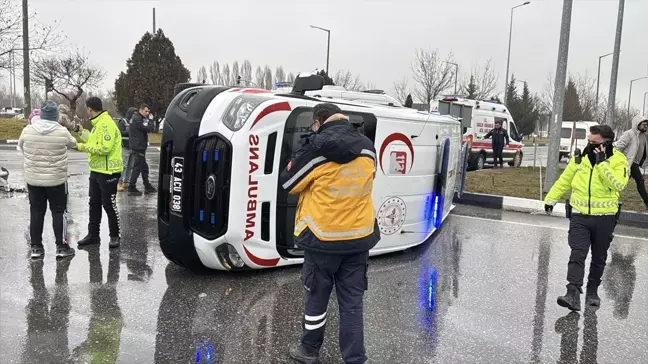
[281,103,380,364]
[544,124,629,311]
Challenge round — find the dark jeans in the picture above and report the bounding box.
[493,146,504,167]
[630,163,648,205]
[27,184,67,246]
[300,250,369,364]
[129,150,150,187]
[567,214,616,288]
[88,172,121,238]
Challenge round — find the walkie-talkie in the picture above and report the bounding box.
[573,148,582,164]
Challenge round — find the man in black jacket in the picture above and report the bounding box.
[117,107,137,192]
[484,120,510,168]
[282,103,380,364]
[127,104,156,196]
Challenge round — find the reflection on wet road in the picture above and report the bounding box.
[1,151,647,363]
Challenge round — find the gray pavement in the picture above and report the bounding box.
[1,149,647,363]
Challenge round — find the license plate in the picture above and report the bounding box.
[170,157,184,214]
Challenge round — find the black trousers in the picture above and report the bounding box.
[88,172,121,238]
[492,146,504,167]
[567,214,616,288]
[630,163,648,204]
[129,150,150,186]
[27,184,67,246]
[300,250,369,364]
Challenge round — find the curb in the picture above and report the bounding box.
[0,139,18,145]
[454,192,648,228]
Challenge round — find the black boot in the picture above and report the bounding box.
[585,285,601,307]
[557,284,582,311]
[144,183,157,194]
[77,234,100,247]
[289,345,319,364]
[109,236,121,249]
[128,186,143,196]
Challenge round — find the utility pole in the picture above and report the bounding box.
[544,0,573,193]
[643,92,647,115]
[22,0,31,119]
[310,25,330,75]
[153,8,156,33]
[505,2,531,94]
[606,0,625,127]
[595,52,613,114]
[628,77,647,115]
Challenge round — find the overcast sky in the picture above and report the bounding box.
[19,0,648,110]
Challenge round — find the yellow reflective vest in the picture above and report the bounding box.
[78,111,123,175]
[545,149,629,215]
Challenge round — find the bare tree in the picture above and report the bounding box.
[411,48,455,104]
[539,72,555,115]
[460,59,498,100]
[392,77,411,104]
[334,70,364,91]
[196,66,208,83]
[241,60,252,86]
[231,61,240,85]
[286,72,295,83]
[275,66,286,83]
[31,51,105,116]
[263,65,273,90]
[222,63,231,86]
[209,61,221,85]
[0,0,62,70]
[255,66,264,88]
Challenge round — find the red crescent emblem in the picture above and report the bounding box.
[378,133,414,174]
[243,245,280,267]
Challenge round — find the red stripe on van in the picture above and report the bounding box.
[243,245,280,267]
[249,101,291,130]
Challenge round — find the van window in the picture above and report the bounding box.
[561,127,586,139]
[509,122,521,142]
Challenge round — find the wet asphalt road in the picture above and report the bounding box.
[1,149,647,364]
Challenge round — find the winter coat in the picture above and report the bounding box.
[118,107,137,149]
[545,147,629,215]
[484,128,510,149]
[128,112,154,152]
[18,117,78,187]
[58,104,82,132]
[615,115,648,169]
[77,111,123,175]
[280,114,380,255]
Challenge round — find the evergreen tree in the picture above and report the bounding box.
[405,94,413,108]
[506,75,518,107]
[114,30,190,116]
[563,78,583,121]
[465,75,478,99]
[517,82,540,135]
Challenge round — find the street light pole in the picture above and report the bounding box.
[595,52,613,112]
[505,1,531,94]
[22,0,31,119]
[643,91,648,115]
[628,77,647,115]
[310,25,331,75]
[606,0,625,127]
[445,61,459,94]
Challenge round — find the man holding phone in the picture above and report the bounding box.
[544,124,628,311]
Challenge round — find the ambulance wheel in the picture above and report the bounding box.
[508,151,522,167]
[173,83,205,97]
[475,153,486,170]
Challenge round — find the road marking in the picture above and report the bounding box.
[452,213,648,242]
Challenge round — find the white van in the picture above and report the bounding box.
[431,97,524,170]
[157,74,469,271]
[559,121,598,160]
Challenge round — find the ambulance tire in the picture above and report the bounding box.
[159,229,210,272]
[468,152,486,171]
[173,83,206,97]
[508,151,523,167]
